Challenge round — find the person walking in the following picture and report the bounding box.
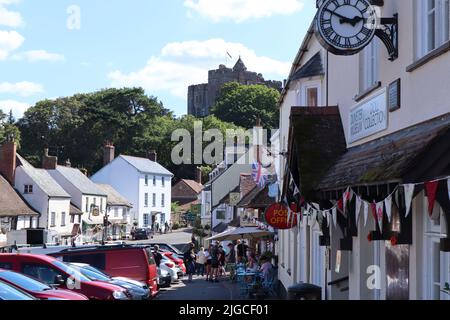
[183,243,196,283]
[196,247,206,277]
[210,241,220,282]
[204,247,212,281]
[164,222,169,234]
[226,243,236,280]
[153,245,163,267]
[218,246,226,277]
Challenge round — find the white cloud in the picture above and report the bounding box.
[0,99,30,119]
[184,0,304,23]
[108,38,290,100]
[0,81,44,97]
[11,50,65,62]
[0,0,24,27]
[0,30,24,59]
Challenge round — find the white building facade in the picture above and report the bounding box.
[91,155,173,230]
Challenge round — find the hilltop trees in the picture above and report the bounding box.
[211,82,280,129]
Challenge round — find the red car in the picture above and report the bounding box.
[0,269,88,300]
[162,251,186,274]
[50,244,159,298]
[0,254,131,300]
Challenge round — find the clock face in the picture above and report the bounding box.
[316,0,378,55]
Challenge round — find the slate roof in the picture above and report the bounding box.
[51,166,107,196]
[289,107,347,200]
[0,175,38,217]
[317,113,450,191]
[16,154,70,198]
[120,155,173,176]
[95,184,132,207]
[182,179,203,194]
[237,185,273,209]
[291,52,324,81]
[233,57,247,72]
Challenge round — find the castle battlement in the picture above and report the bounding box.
[188,58,282,117]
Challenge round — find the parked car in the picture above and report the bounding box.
[0,268,88,300]
[0,279,37,300]
[49,244,159,298]
[157,268,172,288]
[132,228,150,240]
[0,254,131,300]
[150,243,183,255]
[160,257,183,283]
[162,251,186,274]
[68,263,150,300]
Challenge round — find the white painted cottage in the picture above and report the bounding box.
[90,146,173,230]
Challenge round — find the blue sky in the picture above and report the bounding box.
[0,0,316,118]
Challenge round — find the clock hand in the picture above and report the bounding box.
[323,8,351,22]
[324,8,365,27]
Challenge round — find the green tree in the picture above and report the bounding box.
[211,82,280,129]
[0,109,21,146]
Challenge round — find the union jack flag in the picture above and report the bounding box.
[252,162,267,188]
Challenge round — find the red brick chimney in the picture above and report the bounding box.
[42,148,57,170]
[0,140,17,184]
[103,141,115,166]
[147,150,157,163]
[196,167,202,184]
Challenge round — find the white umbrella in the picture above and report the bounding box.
[205,227,236,241]
[205,227,274,242]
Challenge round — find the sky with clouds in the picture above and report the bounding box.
[0,0,316,118]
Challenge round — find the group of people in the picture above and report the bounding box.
[182,239,274,283]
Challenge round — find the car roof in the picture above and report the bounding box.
[0,253,57,263]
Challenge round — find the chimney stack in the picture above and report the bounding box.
[148,150,157,163]
[196,167,202,184]
[0,140,17,184]
[103,141,115,166]
[42,148,58,170]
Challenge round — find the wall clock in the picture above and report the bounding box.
[316,0,378,56]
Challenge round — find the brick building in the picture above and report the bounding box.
[187,58,283,117]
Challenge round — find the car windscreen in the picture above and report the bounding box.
[52,261,91,282]
[0,270,51,292]
[78,266,111,282]
[0,280,36,300]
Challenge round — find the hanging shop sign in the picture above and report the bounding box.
[264,203,298,230]
[349,88,388,143]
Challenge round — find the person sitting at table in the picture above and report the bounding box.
[259,257,274,283]
[246,254,258,272]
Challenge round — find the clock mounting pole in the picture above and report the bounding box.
[375,14,399,61]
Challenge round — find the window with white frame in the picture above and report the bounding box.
[162,177,165,187]
[114,208,119,218]
[152,193,156,207]
[360,39,379,92]
[143,214,150,227]
[145,175,149,186]
[50,212,56,227]
[153,176,156,186]
[299,81,322,107]
[417,0,450,58]
[61,212,66,227]
[144,193,149,207]
[161,194,165,207]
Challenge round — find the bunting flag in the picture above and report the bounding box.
[425,181,439,217]
[404,184,415,217]
[332,207,337,227]
[343,188,353,214]
[355,196,362,224]
[448,178,450,201]
[337,198,344,212]
[376,201,384,232]
[363,201,369,226]
[384,194,393,223]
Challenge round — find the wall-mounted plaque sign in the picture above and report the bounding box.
[388,78,401,112]
[349,88,388,144]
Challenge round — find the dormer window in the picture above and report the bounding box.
[24,185,33,194]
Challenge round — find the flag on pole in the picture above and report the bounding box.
[227,51,232,59]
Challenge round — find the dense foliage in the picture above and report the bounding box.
[211,82,280,129]
[13,88,241,180]
[0,110,21,147]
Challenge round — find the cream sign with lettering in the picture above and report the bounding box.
[349,88,388,143]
